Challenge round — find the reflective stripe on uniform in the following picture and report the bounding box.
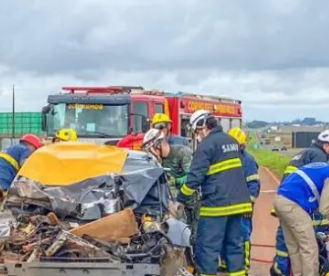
[200,202,252,217]
[313,219,329,226]
[274,262,283,274]
[295,170,320,202]
[180,183,195,196]
[246,174,260,182]
[284,165,298,175]
[0,153,20,171]
[244,241,251,271]
[276,249,289,257]
[207,158,242,176]
[180,158,242,197]
[228,270,246,276]
[219,261,227,268]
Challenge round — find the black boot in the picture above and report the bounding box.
[270,265,281,276]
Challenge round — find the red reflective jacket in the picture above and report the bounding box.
[116,133,145,150]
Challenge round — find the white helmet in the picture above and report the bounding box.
[190,110,211,131]
[318,130,329,143]
[142,128,165,150]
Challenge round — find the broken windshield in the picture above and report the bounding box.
[46,103,129,138]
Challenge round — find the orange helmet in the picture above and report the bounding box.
[20,134,43,149]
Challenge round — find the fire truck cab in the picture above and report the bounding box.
[41,86,242,145]
[42,86,169,145]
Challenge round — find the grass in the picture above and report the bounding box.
[247,131,291,178]
[248,149,290,178]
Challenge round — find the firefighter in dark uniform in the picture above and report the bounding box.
[176,110,252,276]
[228,127,261,273]
[270,130,329,276]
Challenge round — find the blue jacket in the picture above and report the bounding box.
[0,144,32,190]
[278,162,329,215]
[271,142,329,216]
[177,126,252,217]
[241,150,260,203]
[167,135,189,147]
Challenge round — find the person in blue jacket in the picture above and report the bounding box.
[0,134,43,194]
[270,130,329,276]
[273,162,329,276]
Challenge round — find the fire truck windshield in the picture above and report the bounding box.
[46,103,129,138]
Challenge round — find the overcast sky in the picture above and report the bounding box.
[1,0,329,121]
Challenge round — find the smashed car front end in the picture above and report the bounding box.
[0,143,192,276]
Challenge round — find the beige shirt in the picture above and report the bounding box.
[319,178,329,219]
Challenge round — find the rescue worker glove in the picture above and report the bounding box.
[175,176,187,189]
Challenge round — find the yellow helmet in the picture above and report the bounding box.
[55,128,78,142]
[152,113,172,125]
[228,127,246,145]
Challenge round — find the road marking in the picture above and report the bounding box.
[262,166,280,185]
[260,189,277,193]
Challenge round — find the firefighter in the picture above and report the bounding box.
[52,128,78,143]
[226,127,260,273]
[273,162,329,276]
[142,128,198,228]
[151,113,189,146]
[176,110,252,276]
[281,130,329,181]
[270,129,329,276]
[142,128,192,189]
[0,134,43,195]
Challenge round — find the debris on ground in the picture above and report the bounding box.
[0,207,190,272]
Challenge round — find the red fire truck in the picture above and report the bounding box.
[41,86,242,146]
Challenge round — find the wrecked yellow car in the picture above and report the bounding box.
[0,143,193,276]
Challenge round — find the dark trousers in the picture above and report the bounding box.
[195,215,245,276]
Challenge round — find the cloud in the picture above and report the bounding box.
[0,0,329,121]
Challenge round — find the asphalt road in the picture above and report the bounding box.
[249,167,279,276]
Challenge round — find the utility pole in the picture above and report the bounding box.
[12,85,15,141]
